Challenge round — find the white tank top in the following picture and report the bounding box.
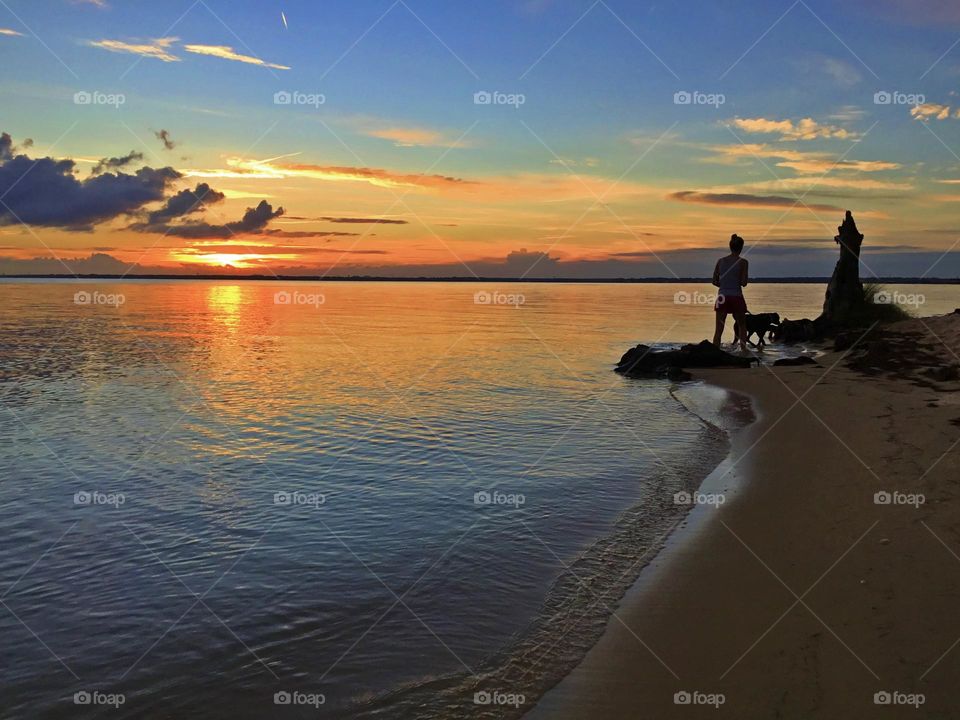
[717,256,743,296]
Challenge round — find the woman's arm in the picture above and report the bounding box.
[712,260,721,287]
[740,258,749,287]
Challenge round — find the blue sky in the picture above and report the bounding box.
[1,0,960,276]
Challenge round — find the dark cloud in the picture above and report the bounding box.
[0,132,31,161]
[0,136,180,231]
[283,215,408,225]
[145,199,285,239]
[261,229,361,239]
[138,182,226,226]
[179,243,385,255]
[0,133,12,161]
[92,150,144,175]
[669,191,842,213]
[154,129,176,150]
[319,216,408,225]
[503,248,559,275]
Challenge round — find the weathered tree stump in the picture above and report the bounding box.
[819,210,864,325]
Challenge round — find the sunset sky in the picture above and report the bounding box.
[2,0,960,277]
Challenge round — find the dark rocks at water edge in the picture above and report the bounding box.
[616,340,758,380]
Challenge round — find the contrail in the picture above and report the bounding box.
[281,11,288,29]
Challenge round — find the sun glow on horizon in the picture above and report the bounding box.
[172,252,292,268]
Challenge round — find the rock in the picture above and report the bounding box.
[922,365,960,382]
[773,356,819,367]
[616,340,758,379]
[834,332,856,352]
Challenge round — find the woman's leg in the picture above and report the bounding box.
[713,312,726,347]
[734,312,748,350]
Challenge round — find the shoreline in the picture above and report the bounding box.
[526,312,960,719]
[352,379,743,718]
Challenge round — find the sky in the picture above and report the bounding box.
[2,0,960,278]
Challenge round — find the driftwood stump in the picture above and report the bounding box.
[820,210,864,325]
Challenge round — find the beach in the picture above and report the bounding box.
[528,312,960,718]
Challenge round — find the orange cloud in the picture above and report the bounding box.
[183,156,665,203]
[705,144,900,175]
[911,103,958,121]
[0,28,24,37]
[365,127,470,148]
[87,37,180,62]
[746,176,912,193]
[669,191,842,212]
[182,44,290,70]
[730,117,855,141]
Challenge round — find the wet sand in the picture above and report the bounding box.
[527,313,960,718]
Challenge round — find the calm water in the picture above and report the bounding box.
[0,281,954,719]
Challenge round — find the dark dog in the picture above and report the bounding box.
[734,312,780,348]
[773,317,817,344]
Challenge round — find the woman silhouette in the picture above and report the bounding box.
[712,234,749,352]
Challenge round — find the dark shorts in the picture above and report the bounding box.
[716,294,747,315]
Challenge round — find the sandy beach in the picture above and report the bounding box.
[528,312,960,718]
